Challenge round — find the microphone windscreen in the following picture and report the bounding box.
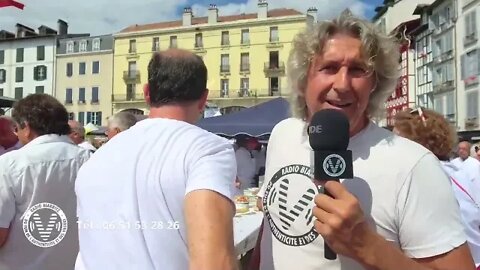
[307,109,350,151]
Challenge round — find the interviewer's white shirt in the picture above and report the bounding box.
[258,118,466,270]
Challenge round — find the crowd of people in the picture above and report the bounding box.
[0,9,478,270]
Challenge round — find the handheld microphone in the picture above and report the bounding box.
[307,109,353,260]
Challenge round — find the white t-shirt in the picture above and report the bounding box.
[235,147,256,191]
[442,161,480,266]
[451,157,480,193]
[0,135,91,270]
[258,118,466,270]
[74,118,237,270]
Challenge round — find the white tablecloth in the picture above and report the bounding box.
[234,212,263,256]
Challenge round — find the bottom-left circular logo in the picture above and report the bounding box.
[22,202,68,248]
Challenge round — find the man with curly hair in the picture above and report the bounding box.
[254,10,474,270]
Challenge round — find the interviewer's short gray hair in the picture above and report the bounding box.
[108,112,137,131]
[287,10,400,120]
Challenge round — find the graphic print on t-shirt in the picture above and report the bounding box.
[263,164,319,246]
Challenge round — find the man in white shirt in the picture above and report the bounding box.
[0,116,22,156]
[235,136,257,193]
[75,49,238,270]
[452,141,480,191]
[0,94,91,270]
[68,120,97,152]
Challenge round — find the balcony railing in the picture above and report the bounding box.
[264,61,285,73]
[465,117,479,129]
[433,50,453,64]
[220,65,230,73]
[432,80,454,92]
[112,93,144,102]
[207,89,288,99]
[240,63,250,72]
[221,40,230,46]
[123,70,140,82]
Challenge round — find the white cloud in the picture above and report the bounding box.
[192,0,370,20]
[0,0,370,36]
[0,0,188,35]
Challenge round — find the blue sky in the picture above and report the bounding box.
[0,0,386,35]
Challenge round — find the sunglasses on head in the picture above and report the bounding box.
[409,107,427,127]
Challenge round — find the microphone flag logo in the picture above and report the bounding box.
[322,154,346,178]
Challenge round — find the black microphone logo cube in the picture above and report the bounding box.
[313,150,353,180]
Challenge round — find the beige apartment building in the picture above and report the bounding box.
[55,35,113,126]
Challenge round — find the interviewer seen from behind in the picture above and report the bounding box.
[74,49,238,270]
[254,9,475,270]
[394,107,480,269]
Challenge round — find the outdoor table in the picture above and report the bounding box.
[234,211,263,256]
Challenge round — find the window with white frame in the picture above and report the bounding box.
[221,79,229,97]
[444,31,453,53]
[430,13,439,28]
[34,65,47,81]
[221,31,229,45]
[169,36,177,48]
[79,40,88,52]
[240,77,249,97]
[417,67,425,85]
[461,49,479,86]
[152,37,159,51]
[434,67,443,85]
[446,61,454,82]
[434,95,444,115]
[221,54,229,72]
[195,33,203,48]
[465,11,477,42]
[433,38,441,58]
[0,69,5,83]
[427,65,433,82]
[66,41,74,53]
[78,112,85,125]
[86,111,102,125]
[270,26,279,42]
[445,91,455,120]
[467,90,479,119]
[92,38,101,51]
[241,29,250,45]
[426,34,432,53]
[417,93,433,108]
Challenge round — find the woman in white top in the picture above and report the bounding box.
[394,107,480,268]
